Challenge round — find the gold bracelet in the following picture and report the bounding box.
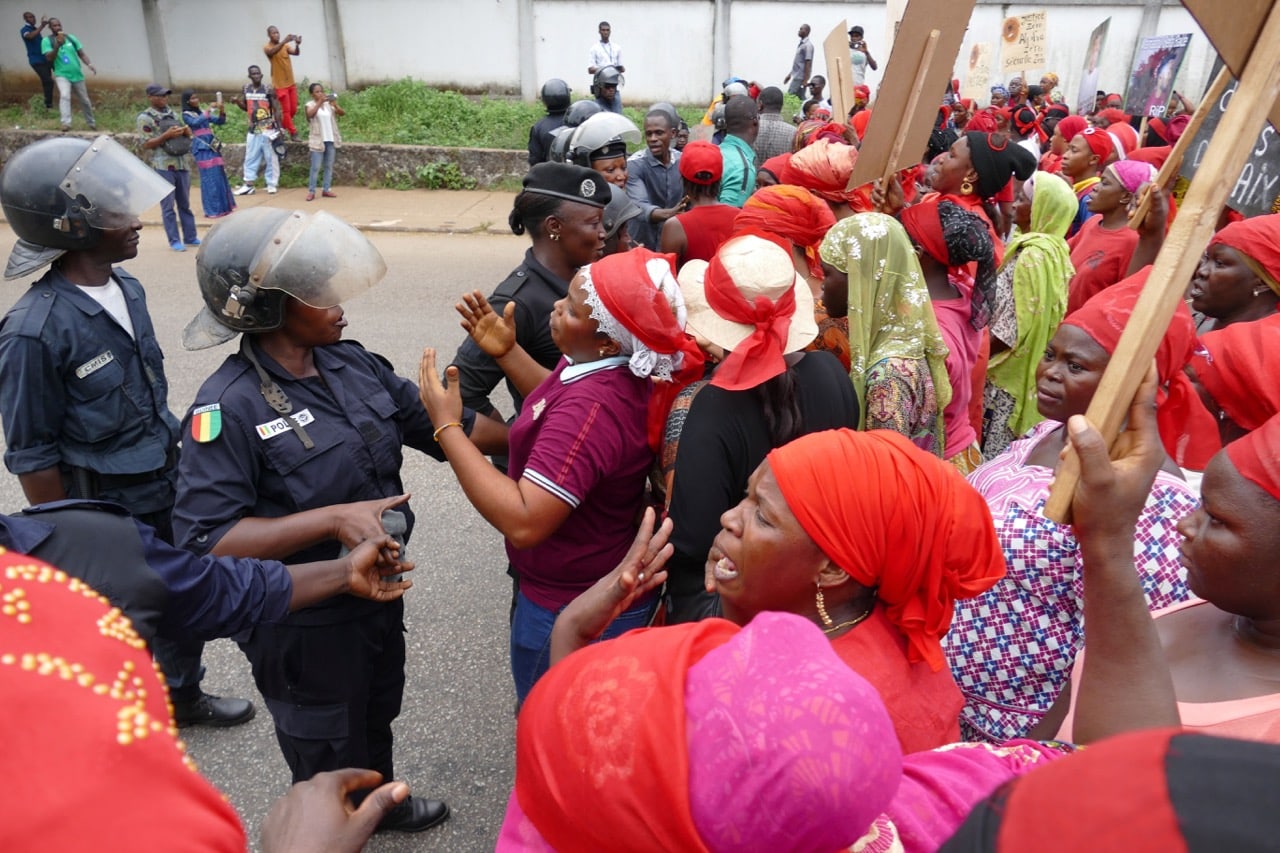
[432,421,464,443]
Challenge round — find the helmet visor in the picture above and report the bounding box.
[569,113,642,156]
[253,209,387,307]
[60,136,174,229]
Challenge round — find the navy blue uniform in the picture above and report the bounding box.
[452,248,569,418]
[527,113,566,166]
[0,267,179,517]
[174,337,475,784]
[0,501,293,643]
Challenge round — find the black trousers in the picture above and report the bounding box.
[29,61,53,108]
[239,599,406,784]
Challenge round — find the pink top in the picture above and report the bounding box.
[1058,598,1280,743]
[932,273,981,458]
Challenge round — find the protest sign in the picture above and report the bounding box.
[962,43,992,101]
[1182,65,1280,216]
[1000,11,1046,75]
[1122,33,1192,118]
[1076,19,1110,115]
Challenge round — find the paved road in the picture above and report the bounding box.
[0,221,532,852]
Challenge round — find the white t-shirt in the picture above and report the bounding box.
[589,40,622,70]
[316,102,335,143]
[77,276,135,339]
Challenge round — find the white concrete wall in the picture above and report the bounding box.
[0,1,1219,110]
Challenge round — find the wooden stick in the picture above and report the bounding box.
[1043,2,1280,523]
[881,28,941,186]
[1127,67,1232,231]
[1137,114,1150,144]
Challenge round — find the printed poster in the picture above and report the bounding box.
[1001,10,1046,75]
[1122,33,1193,118]
[963,42,992,102]
[1076,18,1110,116]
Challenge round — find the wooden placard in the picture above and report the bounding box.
[823,20,854,124]
[847,0,976,190]
[1181,0,1280,130]
[1043,0,1280,523]
[962,43,992,102]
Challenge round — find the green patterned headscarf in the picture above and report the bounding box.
[819,212,952,433]
[988,172,1076,439]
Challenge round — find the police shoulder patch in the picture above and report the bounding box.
[190,403,222,442]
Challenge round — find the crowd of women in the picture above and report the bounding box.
[7,58,1280,852]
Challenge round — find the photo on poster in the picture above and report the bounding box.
[1076,18,1110,116]
[1123,33,1192,118]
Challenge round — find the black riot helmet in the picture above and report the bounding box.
[564,99,603,128]
[591,65,623,99]
[1,135,171,279]
[541,78,571,113]
[182,207,387,350]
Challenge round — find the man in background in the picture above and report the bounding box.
[264,25,301,139]
[784,24,813,98]
[41,17,95,131]
[626,108,685,250]
[587,21,624,112]
[753,86,792,165]
[717,95,759,208]
[20,12,53,110]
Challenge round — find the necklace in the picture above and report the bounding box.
[822,604,874,636]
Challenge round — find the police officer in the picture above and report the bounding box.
[452,161,611,421]
[0,135,255,728]
[528,78,570,166]
[173,207,507,833]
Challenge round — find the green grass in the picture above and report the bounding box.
[0,78,735,151]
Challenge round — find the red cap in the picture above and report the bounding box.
[678,140,724,185]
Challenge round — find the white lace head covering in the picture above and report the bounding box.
[579,257,688,380]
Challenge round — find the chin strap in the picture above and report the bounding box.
[239,336,315,450]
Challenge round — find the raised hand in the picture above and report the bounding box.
[456,291,516,358]
[418,347,464,432]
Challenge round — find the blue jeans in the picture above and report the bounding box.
[308,141,335,192]
[155,168,197,245]
[243,132,279,188]
[510,588,656,706]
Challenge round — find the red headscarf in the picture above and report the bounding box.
[850,109,872,140]
[1208,213,1280,295]
[1107,121,1139,155]
[515,618,734,852]
[0,548,246,850]
[734,184,836,279]
[766,428,1007,671]
[1055,115,1088,145]
[758,152,792,184]
[1096,107,1130,127]
[796,121,851,148]
[787,138,860,203]
[965,110,1000,133]
[1227,412,1280,501]
[590,248,705,451]
[702,230,800,391]
[1078,126,1117,162]
[1193,314,1280,432]
[1182,314,1280,469]
[1061,268,1212,466]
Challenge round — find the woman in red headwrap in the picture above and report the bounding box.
[944,273,1198,743]
[901,199,998,473]
[1189,213,1280,334]
[1056,411,1280,744]
[733,183,837,289]
[1059,125,1117,236]
[1065,159,1153,313]
[660,233,856,624]
[419,248,703,704]
[1182,314,1280,468]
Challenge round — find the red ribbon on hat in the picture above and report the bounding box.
[703,229,798,392]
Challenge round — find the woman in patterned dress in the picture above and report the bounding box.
[943,273,1200,743]
[181,90,235,218]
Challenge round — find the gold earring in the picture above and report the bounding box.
[960,177,975,196]
[815,582,833,627]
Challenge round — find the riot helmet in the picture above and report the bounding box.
[591,65,623,99]
[541,78,572,113]
[602,184,642,241]
[711,102,727,132]
[562,112,641,167]
[183,207,387,350]
[2,135,172,279]
[564,99,603,128]
[723,82,749,100]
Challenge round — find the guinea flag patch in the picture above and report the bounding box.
[190,403,222,442]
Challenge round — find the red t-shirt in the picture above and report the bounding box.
[1066,215,1139,313]
[674,204,740,263]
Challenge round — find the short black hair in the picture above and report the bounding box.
[644,109,675,129]
[724,95,758,133]
[758,86,784,110]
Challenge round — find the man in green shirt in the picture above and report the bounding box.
[41,17,95,131]
[717,95,759,207]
